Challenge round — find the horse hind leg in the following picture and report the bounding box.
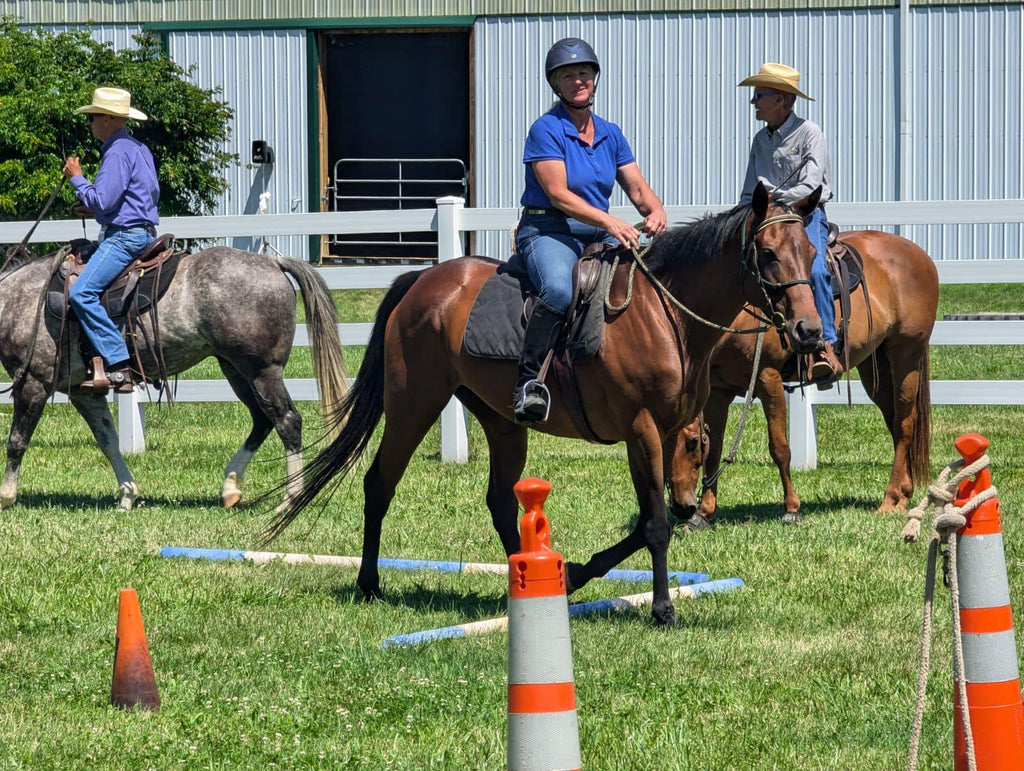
[217,359,300,510]
[357,384,456,601]
[456,388,528,557]
[1,377,50,509]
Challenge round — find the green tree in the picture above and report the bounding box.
[0,19,236,221]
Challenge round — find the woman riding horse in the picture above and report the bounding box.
[513,38,667,422]
[267,181,825,626]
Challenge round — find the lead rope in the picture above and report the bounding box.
[699,329,765,497]
[904,455,995,771]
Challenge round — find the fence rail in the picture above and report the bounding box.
[2,197,1022,468]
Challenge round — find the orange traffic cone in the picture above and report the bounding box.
[111,588,160,711]
[951,434,1024,769]
[507,478,581,771]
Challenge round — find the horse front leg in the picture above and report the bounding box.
[757,368,801,524]
[0,378,49,509]
[69,392,139,511]
[569,425,674,625]
[697,389,732,522]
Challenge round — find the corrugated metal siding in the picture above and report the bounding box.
[8,1,900,26]
[167,29,310,258]
[906,3,1024,259]
[474,7,1022,262]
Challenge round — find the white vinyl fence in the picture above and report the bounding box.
[1,197,1023,469]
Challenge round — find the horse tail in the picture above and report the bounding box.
[910,348,933,487]
[265,269,423,540]
[275,257,349,439]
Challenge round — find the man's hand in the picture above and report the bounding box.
[62,156,82,178]
[70,201,93,219]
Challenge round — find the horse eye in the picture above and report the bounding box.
[686,437,698,453]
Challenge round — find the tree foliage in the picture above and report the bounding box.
[0,19,236,221]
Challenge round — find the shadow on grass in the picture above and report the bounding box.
[328,582,508,620]
[681,494,877,529]
[13,490,227,511]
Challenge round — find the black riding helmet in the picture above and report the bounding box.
[544,38,601,109]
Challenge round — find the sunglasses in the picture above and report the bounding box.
[86,114,106,123]
[751,90,779,102]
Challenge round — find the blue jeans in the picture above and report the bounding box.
[515,213,616,313]
[804,207,837,344]
[69,226,153,366]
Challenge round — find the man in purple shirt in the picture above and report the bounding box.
[63,87,160,393]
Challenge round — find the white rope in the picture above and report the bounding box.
[905,454,995,771]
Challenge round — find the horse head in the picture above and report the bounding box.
[743,181,823,354]
[668,414,710,523]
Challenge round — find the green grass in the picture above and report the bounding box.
[0,285,1021,769]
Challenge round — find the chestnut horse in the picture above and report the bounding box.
[683,230,938,526]
[268,183,824,625]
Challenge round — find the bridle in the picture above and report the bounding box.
[739,211,812,331]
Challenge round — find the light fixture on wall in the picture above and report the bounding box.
[251,140,274,164]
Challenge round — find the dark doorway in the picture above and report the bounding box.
[322,29,470,262]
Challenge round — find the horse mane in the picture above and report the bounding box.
[643,203,753,276]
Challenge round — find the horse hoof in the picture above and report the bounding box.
[0,493,15,509]
[781,511,803,526]
[565,562,585,595]
[684,513,712,531]
[359,584,384,603]
[222,472,242,509]
[118,481,139,512]
[651,600,677,627]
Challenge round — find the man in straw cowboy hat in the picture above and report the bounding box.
[63,87,160,393]
[738,63,840,388]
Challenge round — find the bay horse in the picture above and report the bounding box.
[268,183,824,625]
[0,245,347,512]
[680,230,938,527]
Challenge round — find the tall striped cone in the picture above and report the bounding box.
[111,588,160,711]
[507,478,581,771]
[952,433,1024,770]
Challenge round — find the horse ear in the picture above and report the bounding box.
[793,186,823,217]
[752,181,770,218]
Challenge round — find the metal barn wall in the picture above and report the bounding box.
[166,29,310,258]
[474,6,1023,262]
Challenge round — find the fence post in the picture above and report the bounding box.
[116,390,146,454]
[788,389,818,470]
[436,196,469,463]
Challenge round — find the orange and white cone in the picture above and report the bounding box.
[507,478,581,771]
[111,588,160,711]
[951,433,1024,770]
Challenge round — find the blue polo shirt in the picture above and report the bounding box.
[520,103,635,211]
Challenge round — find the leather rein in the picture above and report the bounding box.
[607,211,809,337]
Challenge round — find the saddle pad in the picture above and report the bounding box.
[463,263,607,361]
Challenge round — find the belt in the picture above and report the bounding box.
[104,223,157,236]
[523,207,564,217]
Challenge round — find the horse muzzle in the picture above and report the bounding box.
[787,315,825,354]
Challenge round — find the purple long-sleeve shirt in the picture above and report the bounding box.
[71,128,160,227]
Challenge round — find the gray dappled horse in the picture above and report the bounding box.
[0,245,347,512]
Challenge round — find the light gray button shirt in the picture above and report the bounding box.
[739,112,833,207]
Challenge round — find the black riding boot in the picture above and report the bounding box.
[513,302,565,423]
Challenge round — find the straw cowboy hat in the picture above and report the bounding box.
[738,63,814,101]
[74,87,149,120]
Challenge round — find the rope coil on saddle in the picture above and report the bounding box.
[904,454,995,771]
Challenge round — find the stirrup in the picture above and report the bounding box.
[514,379,551,423]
